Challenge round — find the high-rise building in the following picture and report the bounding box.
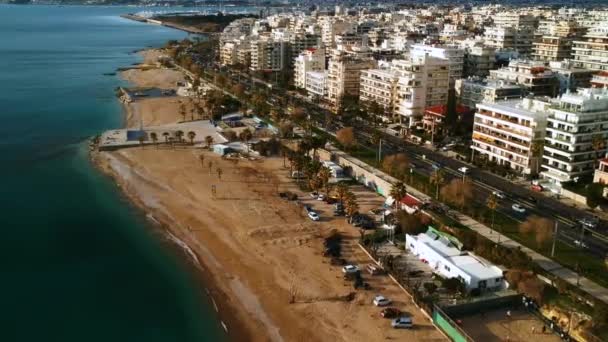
[326,48,376,109]
[250,36,289,71]
[455,78,525,110]
[572,24,608,72]
[472,97,550,175]
[532,21,585,62]
[542,88,608,185]
[489,60,559,97]
[483,26,535,56]
[410,44,465,86]
[294,48,325,89]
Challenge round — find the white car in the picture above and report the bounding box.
[458,166,469,174]
[512,204,526,213]
[316,194,326,201]
[342,265,359,274]
[308,211,320,221]
[310,192,319,199]
[373,295,392,307]
[492,191,506,199]
[392,316,413,329]
[574,240,589,249]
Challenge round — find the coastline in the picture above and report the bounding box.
[91,50,256,341]
[90,150,254,341]
[90,47,447,342]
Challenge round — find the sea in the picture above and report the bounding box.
[0,5,241,341]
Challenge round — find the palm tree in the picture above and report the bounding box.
[138,134,145,149]
[344,192,359,223]
[592,133,606,166]
[162,132,170,144]
[199,154,205,169]
[176,130,184,144]
[208,160,213,175]
[187,131,196,145]
[334,182,349,204]
[487,193,498,234]
[430,169,445,200]
[179,101,186,122]
[530,141,544,175]
[205,135,214,149]
[239,129,253,152]
[216,167,223,180]
[150,132,158,148]
[318,166,332,195]
[389,181,408,210]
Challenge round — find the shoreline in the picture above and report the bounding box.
[90,138,255,342]
[89,50,256,340]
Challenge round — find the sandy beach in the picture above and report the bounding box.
[92,49,446,341]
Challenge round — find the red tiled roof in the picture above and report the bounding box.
[400,194,421,207]
[424,104,469,117]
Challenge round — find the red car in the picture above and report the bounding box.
[380,308,401,318]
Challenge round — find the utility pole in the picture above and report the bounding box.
[551,221,558,257]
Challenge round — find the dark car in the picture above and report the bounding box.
[380,308,401,318]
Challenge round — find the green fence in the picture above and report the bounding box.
[432,305,475,342]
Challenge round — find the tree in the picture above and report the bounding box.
[187,131,196,145]
[389,181,408,209]
[176,130,184,143]
[291,106,307,123]
[344,192,359,222]
[179,101,186,122]
[239,129,253,152]
[278,120,294,138]
[336,127,356,150]
[205,135,214,149]
[138,134,145,149]
[592,133,606,166]
[231,84,245,99]
[486,193,498,232]
[208,160,213,175]
[423,282,438,295]
[441,179,473,209]
[334,182,349,204]
[216,167,223,180]
[519,216,553,248]
[162,132,170,144]
[150,132,158,148]
[530,141,544,175]
[396,211,431,236]
[318,166,332,195]
[430,169,445,199]
[587,183,606,210]
[382,153,410,180]
[442,277,465,295]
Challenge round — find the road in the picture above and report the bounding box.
[200,64,608,258]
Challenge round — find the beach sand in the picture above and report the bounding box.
[93,49,447,341]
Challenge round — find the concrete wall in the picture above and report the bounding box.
[560,188,587,206]
[317,146,399,197]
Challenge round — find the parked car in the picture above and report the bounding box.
[492,191,506,199]
[316,194,326,201]
[342,265,359,274]
[512,204,526,214]
[458,166,469,174]
[308,211,320,221]
[380,308,401,318]
[353,277,371,290]
[373,295,391,307]
[391,316,413,329]
[574,240,589,249]
[579,217,599,229]
[310,191,319,199]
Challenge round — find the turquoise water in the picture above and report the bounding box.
[0,5,227,341]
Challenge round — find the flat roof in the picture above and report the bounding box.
[450,255,504,281]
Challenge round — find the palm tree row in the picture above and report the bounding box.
[141,130,198,149]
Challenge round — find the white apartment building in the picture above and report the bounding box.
[591,71,608,89]
[472,97,550,175]
[542,88,608,185]
[220,41,239,66]
[305,71,327,97]
[393,55,450,127]
[410,44,465,86]
[484,26,534,56]
[294,48,325,89]
[532,20,585,63]
[489,59,559,97]
[549,60,594,95]
[492,12,538,29]
[463,44,496,78]
[572,24,608,72]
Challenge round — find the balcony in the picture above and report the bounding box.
[473,128,529,148]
